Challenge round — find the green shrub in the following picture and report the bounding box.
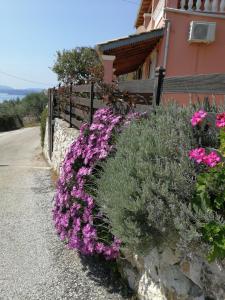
[21,92,48,120]
[220,129,225,156]
[94,104,202,253]
[0,92,48,121]
[202,221,225,262]
[194,164,225,261]
[191,121,225,261]
[193,165,225,215]
[0,115,23,132]
[40,107,48,147]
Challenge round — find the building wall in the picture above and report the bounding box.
[147,0,166,30]
[141,11,225,103]
[165,11,225,76]
[142,12,225,78]
[141,0,166,79]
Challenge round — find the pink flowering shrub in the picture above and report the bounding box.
[189,110,224,169]
[190,109,225,261]
[216,112,225,128]
[189,148,221,167]
[189,148,206,164]
[53,107,145,259]
[191,110,207,126]
[203,151,221,167]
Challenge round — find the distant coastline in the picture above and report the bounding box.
[0,86,43,103]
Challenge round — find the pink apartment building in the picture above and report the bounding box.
[97,0,225,104]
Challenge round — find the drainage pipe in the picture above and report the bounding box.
[163,19,171,70]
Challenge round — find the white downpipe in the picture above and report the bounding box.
[163,19,171,70]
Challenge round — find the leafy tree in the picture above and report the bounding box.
[52,47,103,84]
[20,92,48,118]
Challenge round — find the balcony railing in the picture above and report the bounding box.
[178,0,225,12]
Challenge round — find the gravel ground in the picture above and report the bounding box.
[0,127,130,300]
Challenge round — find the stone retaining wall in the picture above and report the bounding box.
[120,246,225,300]
[44,118,79,172]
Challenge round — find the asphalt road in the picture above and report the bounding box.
[0,127,126,300]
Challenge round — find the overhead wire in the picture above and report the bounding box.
[0,69,52,86]
[120,0,139,5]
[0,1,139,87]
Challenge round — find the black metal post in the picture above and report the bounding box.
[48,89,52,160]
[153,66,166,106]
[48,88,54,160]
[51,88,55,157]
[69,82,73,128]
[56,84,60,118]
[90,82,94,124]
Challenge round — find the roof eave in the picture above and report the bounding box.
[134,0,145,28]
[97,28,164,53]
[135,0,152,29]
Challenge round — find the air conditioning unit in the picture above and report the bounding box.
[189,21,216,43]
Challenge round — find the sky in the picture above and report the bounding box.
[0,0,140,89]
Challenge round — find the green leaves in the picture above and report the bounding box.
[52,47,102,84]
[193,165,225,214]
[194,165,225,262]
[191,124,225,262]
[220,129,225,156]
[202,222,225,262]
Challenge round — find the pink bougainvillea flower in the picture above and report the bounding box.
[191,110,207,126]
[76,167,92,178]
[203,151,221,168]
[95,242,105,254]
[53,108,146,260]
[189,148,206,164]
[216,113,225,128]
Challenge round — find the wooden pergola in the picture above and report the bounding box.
[97,28,164,76]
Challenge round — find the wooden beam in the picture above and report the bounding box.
[65,106,89,122]
[119,79,155,93]
[118,73,225,95]
[163,73,225,94]
[60,112,84,129]
[72,84,91,93]
[70,96,107,110]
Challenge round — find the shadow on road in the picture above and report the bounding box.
[79,254,134,299]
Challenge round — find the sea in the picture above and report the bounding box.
[0,93,26,103]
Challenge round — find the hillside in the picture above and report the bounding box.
[0,85,43,95]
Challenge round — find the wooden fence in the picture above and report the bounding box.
[48,81,154,128]
[47,68,225,159]
[119,72,225,94]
